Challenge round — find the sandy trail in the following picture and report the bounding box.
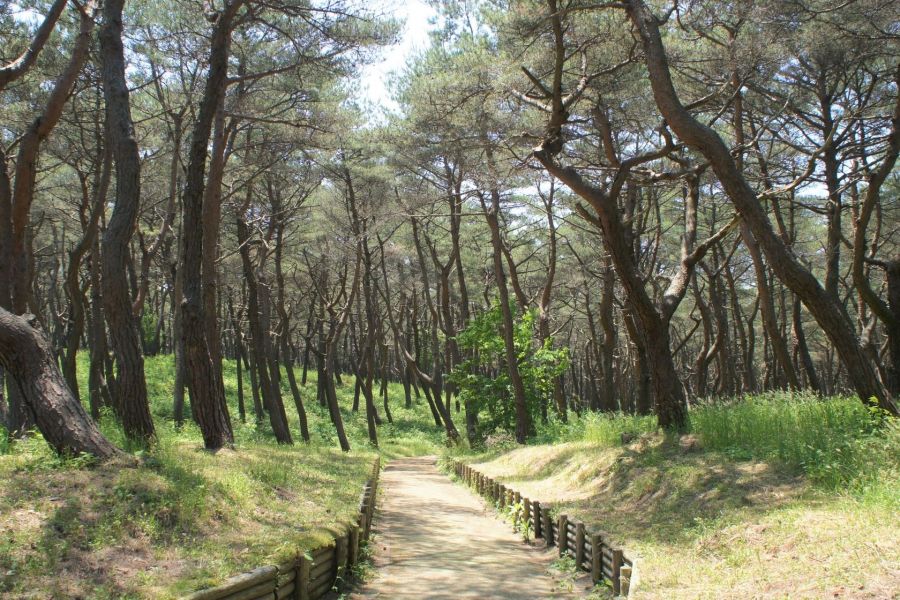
[349,456,579,600]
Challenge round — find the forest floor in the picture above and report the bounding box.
[0,356,444,599]
[348,456,589,599]
[464,433,900,599]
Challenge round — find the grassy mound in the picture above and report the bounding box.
[458,396,899,599]
[0,355,445,599]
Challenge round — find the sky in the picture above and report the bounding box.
[355,0,438,120]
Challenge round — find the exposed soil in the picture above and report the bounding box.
[350,457,587,599]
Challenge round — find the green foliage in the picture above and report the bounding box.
[462,393,898,498]
[502,499,532,542]
[139,311,158,352]
[0,425,8,455]
[450,302,569,439]
[534,411,658,447]
[690,393,898,490]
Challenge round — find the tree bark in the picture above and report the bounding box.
[236,208,292,444]
[99,0,155,442]
[0,307,119,459]
[625,0,897,415]
[179,0,243,449]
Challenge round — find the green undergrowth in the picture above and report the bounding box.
[458,393,898,494]
[0,354,445,599]
[454,394,899,598]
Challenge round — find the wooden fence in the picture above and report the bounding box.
[183,457,381,600]
[452,460,638,597]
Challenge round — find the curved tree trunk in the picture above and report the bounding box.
[99,0,155,442]
[626,0,897,415]
[0,308,119,459]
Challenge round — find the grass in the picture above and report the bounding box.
[0,354,445,599]
[454,394,900,599]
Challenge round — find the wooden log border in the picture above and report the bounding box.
[451,459,638,598]
[183,456,381,600]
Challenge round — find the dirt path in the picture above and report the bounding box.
[349,456,580,600]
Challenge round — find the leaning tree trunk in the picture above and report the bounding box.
[0,308,119,459]
[3,1,97,436]
[236,209,292,444]
[627,0,897,415]
[99,0,155,443]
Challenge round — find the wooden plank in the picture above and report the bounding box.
[310,556,335,582]
[276,560,296,584]
[348,524,360,566]
[220,579,276,600]
[309,577,334,600]
[533,500,542,538]
[335,533,348,574]
[184,567,278,600]
[545,511,555,546]
[612,548,624,595]
[620,565,632,597]
[275,580,295,600]
[359,512,368,542]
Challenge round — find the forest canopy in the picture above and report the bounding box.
[0,0,898,456]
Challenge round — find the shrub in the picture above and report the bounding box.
[450,302,568,438]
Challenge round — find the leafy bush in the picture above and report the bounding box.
[449,302,568,439]
[0,425,8,454]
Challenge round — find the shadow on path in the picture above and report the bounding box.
[349,456,582,599]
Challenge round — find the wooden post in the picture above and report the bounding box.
[575,522,585,570]
[348,525,360,566]
[298,554,311,600]
[499,484,506,507]
[533,500,542,538]
[359,512,368,542]
[523,498,532,531]
[620,564,632,596]
[336,533,348,578]
[612,548,624,595]
[590,533,602,583]
[542,506,553,546]
[558,514,568,556]
[513,491,521,505]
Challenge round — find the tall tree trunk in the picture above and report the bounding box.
[480,187,531,443]
[236,209,292,444]
[179,0,243,449]
[63,149,109,401]
[2,1,97,435]
[99,0,155,442]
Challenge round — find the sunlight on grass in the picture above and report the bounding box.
[0,354,446,598]
[460,395,900,599]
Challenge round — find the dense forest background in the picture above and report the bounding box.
[1,0,898,456]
